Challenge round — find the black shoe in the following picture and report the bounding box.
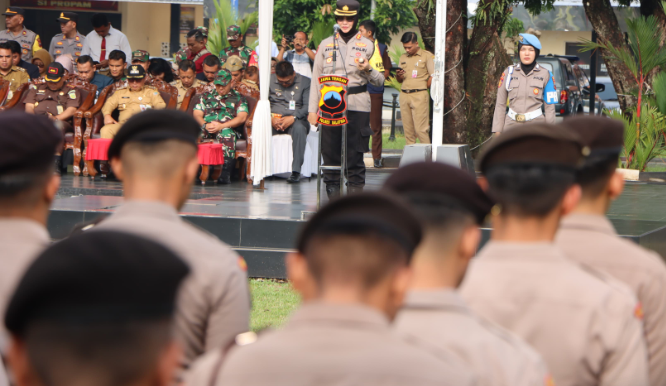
[373,158,383,168]
[287,172,301,184]
[326,185,340,200]
[348,185,364,194]
[54,156,62,175]
[217,159,233,184]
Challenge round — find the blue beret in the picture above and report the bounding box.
[519,33,541,50]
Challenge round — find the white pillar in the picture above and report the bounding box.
[430,0,446,161]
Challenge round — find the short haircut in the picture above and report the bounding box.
[148,58,174,83]
[485,165,576,217]
[0,42,12,53]
[294,31,308,40]
[108,50,126,63]
[77,55,95,66]
[244,66,258,78]
[576,155,619,199]
[178,60,196,74]
[120,140,198,180]
[401,32,418,44]
[275,61,294,77]
[186,29,206,43]
[0,169,53,211]
[359,20,376,37]
[5,40,21,55]
[202,55,220,68]
[91,13,110,28]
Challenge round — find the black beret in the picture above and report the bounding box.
[384,162,494,225]
[559,116,624,157]
[5,231,190,336]
[0,112,63,175]
[297,192,422,255]
[478,123,584,173]
[108,110,200,159]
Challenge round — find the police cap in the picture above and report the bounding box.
[131,50,150,62]
[297,192,422,256]
[214,68,232,86]
[45,62,65,82]
[384,162,494,225]
[56,12,78,23]
[518,33,542,50]
[2,7,24,16]
[478,123,584,173]
[0,112,62,175]
[226,25,241,40]
[107,110,201,160]
[334,0,359,16]
[559,116,624,157]
[4,231,190,336]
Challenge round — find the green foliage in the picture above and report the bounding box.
[652,72,666,116]
[207,0,258,55]
[388,45,405,66]
[608,105,666,171]
[503,17,524,39]
[249,279,299,332]
[311,19,336,48]
[384,76,402,90]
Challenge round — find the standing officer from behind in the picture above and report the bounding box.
[187,193,475,386]
[0,7,41,62]
[4,231,189,386]
[100,65,166,139]
[49,12,85,60]
[385,162,553,386]
[0,112,61,348]
[493,33,556,134]
[307,0,385,198]
[556,116,666,386]
[460,124,649,386]
[396,32,433,145]
[92,110,250,366]
[219,25,254,67]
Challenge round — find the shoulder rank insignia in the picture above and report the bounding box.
[355,42,366,47]
[356,33,361,39]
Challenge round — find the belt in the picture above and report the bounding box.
[348,85,367,95]
[402,89,427,94]
[508,108,542,122]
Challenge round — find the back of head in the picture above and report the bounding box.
[297,192,422,289]
[91,13,109,28]
[148,58,174,82]
[401,31,418,44]
[478,123,583,217]
[77,55,94,66]
[275,61,294,77]
[186,28,206,42]
[359,20,376,36]
[5,230,189,386]
[178,59,196,74]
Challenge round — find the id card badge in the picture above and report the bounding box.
[412,70,418,78]
[140,104,147,111]
[289,100,296,111]
[57,105,64,115]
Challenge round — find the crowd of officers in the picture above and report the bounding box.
[1,100,666,386]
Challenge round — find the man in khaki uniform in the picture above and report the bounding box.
[459,124,649,386]
[91,110,250,366]
[397,32,433,145]
[0,7,41,62]
[0,42,29,100]
[384,162,553,386]
[100,65,166,139]
[556,116,666,386]
[171,59,200,109]
[187,193,475,386]
[0,112,62,351]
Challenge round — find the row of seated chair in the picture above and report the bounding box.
[0,77,258,184]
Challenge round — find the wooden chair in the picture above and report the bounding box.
[236,88,259,184]
[64,77,97,176]
[0,79,9,106]
[0,82,30,111]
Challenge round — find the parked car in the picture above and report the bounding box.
[534,55,585,117]
[573,64,606,115]
[594,76,621,114]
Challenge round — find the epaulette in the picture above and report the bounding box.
[145,85,158,90]
[15,66,26,73]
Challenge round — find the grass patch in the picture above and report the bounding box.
[250,279,300,332]
[646,165,666,172]
[369,133,420,151]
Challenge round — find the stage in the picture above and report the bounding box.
[49,172,666,278]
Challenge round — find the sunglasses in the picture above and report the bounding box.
[335,16,354,22]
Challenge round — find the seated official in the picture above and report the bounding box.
[76,55,113,100]
[107,49,128,86]
[100,65,166,139]
[193,69,248,184]
[243,66,259,92]
[171,60,201,109]
[196,54,220,83]
[6,41,39,80]
[24,62,81,172]
[269,61,310,183]
[148,58,174,83]
[0,42,30,101]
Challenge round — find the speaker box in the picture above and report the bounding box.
[434,145,476,175]
[399,144,432,167]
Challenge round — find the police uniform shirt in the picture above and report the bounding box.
[24,84,81,116]
[308,32,384,114]
[269,73,310,118]
[493,63,556,133]
[459,242,649,386]
[394,289,552,386]
[556,213,666,386]
[94,201,250,365]
[0,27,41,62]
[48,31,86,60]
[171,78,202,109]
[101,85,166,124]
[0,66,30,96]
[398,48,434,91]
[187,302,476,386]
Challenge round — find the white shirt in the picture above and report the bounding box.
[256,41,279,59]
[81,26,132,63]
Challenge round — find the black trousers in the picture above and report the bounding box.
[321,110,372,187]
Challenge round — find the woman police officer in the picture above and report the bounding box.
[492,33,558,134]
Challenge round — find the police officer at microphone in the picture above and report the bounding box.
[307,0,384,199]
[492,33,557,134]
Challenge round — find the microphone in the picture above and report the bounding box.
[333,24,340,34]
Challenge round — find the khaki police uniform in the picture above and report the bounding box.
[24,83,81,118]
[395,289,552,386]
[493,64,556,133]
[187,302,476,386]
[0,27,41,62]
[460,242,649,386]
[556,213,666,386]
[94,201,251,366]
[48,32,85,60]
[100,86,166,138]
[171,78,202,109]
[308,32,384,189]
[0,66,29,99]
[398,48,434,145]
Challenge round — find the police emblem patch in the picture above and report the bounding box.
[533,88,539,95]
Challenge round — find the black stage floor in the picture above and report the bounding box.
[49,174,666,278]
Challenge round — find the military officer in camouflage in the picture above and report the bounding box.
[193,69,249,184]
[0,42,29,101]
[49,12,86,60]
[100,65,166,139]
[219,25,255,67]
[131,49,150,72]
[0,7,41,62]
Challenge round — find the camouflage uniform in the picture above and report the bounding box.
[194,86,248,159]
[219,25,254,67]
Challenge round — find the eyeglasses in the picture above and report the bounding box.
[127,78,143,83]
[35,63,45,68]
[335,16,354,22]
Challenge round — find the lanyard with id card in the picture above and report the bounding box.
[289,91,296,110]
